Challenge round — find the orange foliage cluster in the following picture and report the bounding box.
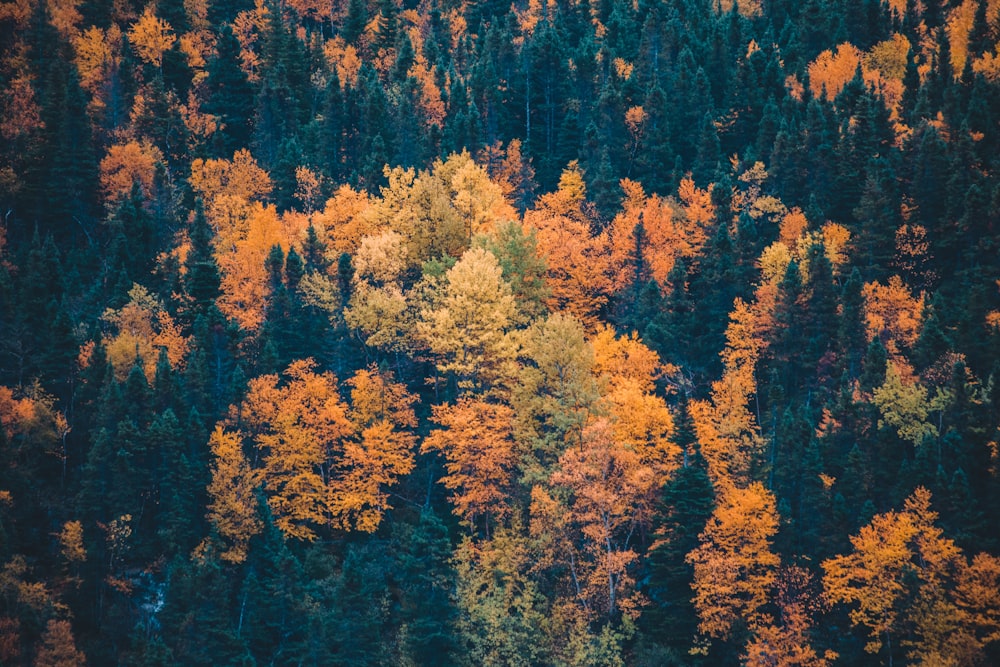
[0,75,43,141]
[423,398,518,529]
[862,275,924,355]
[823,488,1000,663]
[100,284,189,380]
[688,483,780,640]
[609,177,713,292]
[524,164,613,329]
[206,360,417,554]
[809,37,909,114]
[99,140,164,203]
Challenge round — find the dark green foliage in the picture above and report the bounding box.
[642,399,715,650]
[183,201,222,321]
[205,25,255,156]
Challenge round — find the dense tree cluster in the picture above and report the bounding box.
[2,0,1000,663]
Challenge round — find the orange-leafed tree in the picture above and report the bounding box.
[34,619,87,667]
[862,275,924,356]
[73,25,122,100]
[407,43,446,130]
[213,203,288,331]
[687,482,781,646]
[543,418,649,621]
[127,6,176,68]
[46,0,83,39]
[608,179,680,293]
[100,283,189,380]
[0,74,43,142]
[190,148,273,207]
[204,426,262,563]
[226,359,418,540]
[99,140,164,204]
[743,565,836,667]
[310,184,376,256]
[822,487,1000,664]
[422,397,518,533]
[187,149,282,330]
[523,163,613,329]
[808,43,864,100]
[954,553,1000,646]
[616,173,714,303]
[333,366,418,532]
[477,138,536,210]
[692,298,767,486]
[591,326,679,480]
[239,359,354,540]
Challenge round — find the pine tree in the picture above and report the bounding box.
[205,25,255,156]
[183,201,222,321]
[643,396,715,648]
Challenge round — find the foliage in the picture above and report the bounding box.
[1,0,999,661]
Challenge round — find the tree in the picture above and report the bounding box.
[204,24,254,155]
[334,366,418,532]
[743,566,836,667]
[644,425,716,649]
[239,359,353,540]
[607,178,713,299]
[592,326,679,475]
[222,359,417,540]
[100,283,189,381]
[423,398,518,533]
[872,360,940,445]
[35,619,87,667]
[862,275,924,356]
[453,529,551,665]
[513,313,600,476]
[98,140,163,204]
[343,231,411,355]
[691,297,768,487]
[417,247,518,393]
[128,7,176,69]
[687,482,781,648]
[822,487,1000,665]
[472,220,549,326]
[204,426,261,563]
[545,417,653,621]
[183,200,222,319]
[523,163,613,329]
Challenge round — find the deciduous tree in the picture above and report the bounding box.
[687,482,780,645]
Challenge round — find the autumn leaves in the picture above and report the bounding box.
[169,145,1000,662]
[207,361,417,560]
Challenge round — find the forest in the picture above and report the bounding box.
[1,0,1000,662]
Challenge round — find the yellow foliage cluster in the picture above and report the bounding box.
[101,284,189,381]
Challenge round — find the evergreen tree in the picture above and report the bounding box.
[205,25,255,156]
[643,396,715,649]
[183,201,222,321]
